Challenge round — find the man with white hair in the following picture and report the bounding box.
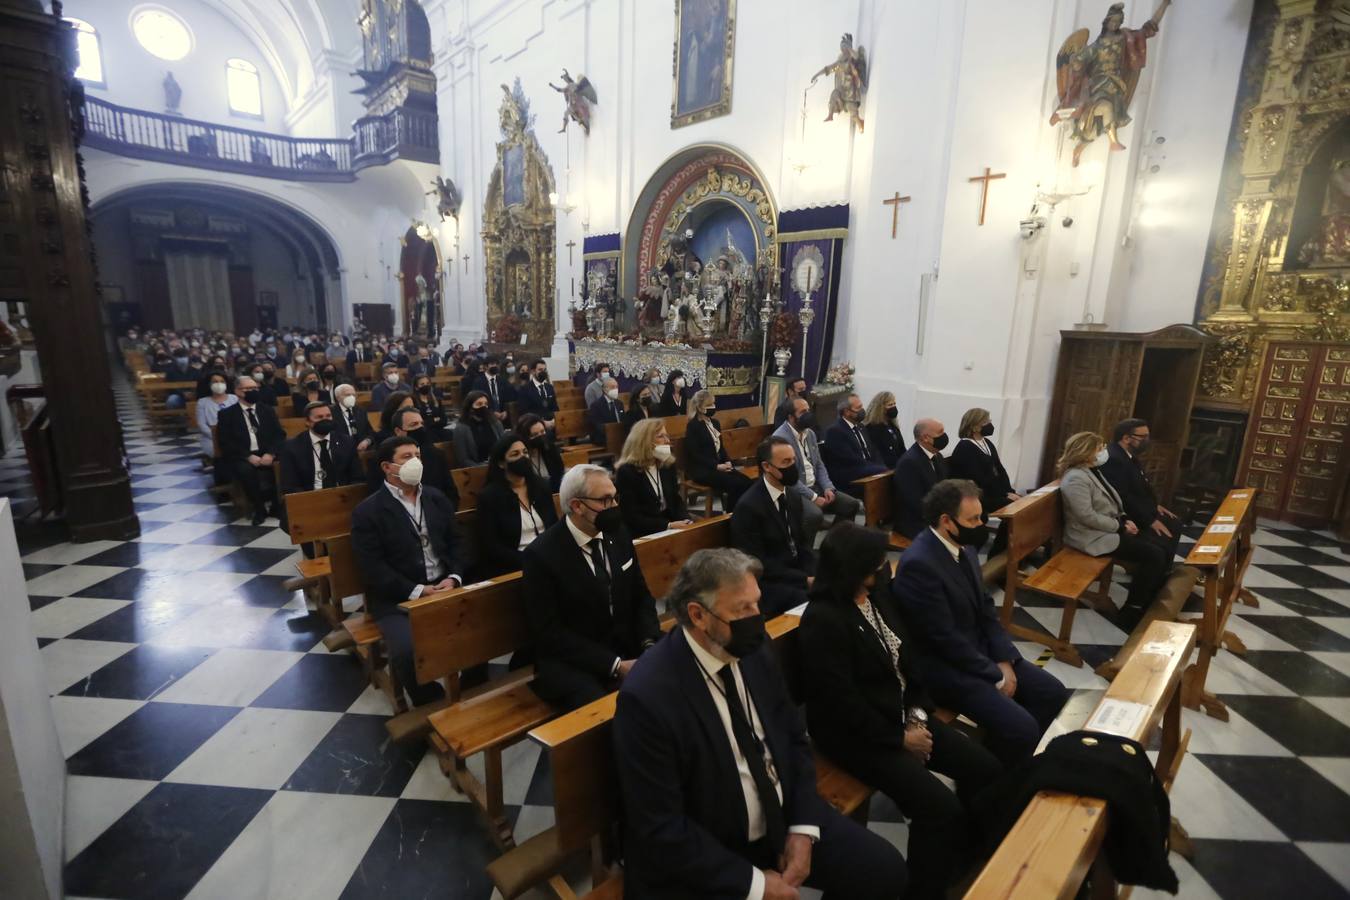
[330,382,373,451]
[522,464,660,709]
[586,375,625,446]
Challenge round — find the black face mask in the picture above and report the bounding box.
[710,611,767,659]
[794,412,816,432]
[529,434,550,450]
[771,461,800,487]
[311,419,334,437]
[885,406,899,420]
[472,407,488,419]
[506,457,533,478]
[418,384,433,395]
[323,371,336,381]
[407,427,431,444]
[591,506,623,533]
[535,372,549,383]
[639,396,653,409]
[304,381,319,392]
[981,423,995,437]
[949,520,988,548]
[242,389,260,404]
[1131,437,1151,454]
[933,433,950,452]
[262,369,275,379]
[487,366,499,376]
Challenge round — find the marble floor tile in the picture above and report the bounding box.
[20,539,124,565]
[65,701,240,781]
[63,775,157,862]
[249,653,369,712]
[260,549,305,577]
[1024,607,1128,647]
[1314,617,1350,641]
[152,648,304,707]
[1167,756,1286,841]
[1130,854,1223,900]
[398,749,459,803]
[282,714,424,798]
[1198,755,1350,843]
[25,564,128,598]
[1296,842,1350,892]
[133,544,240,571]
[133,522,227,544]
[148,604,285,650]
[29,596,131,639]
[1201,651,1297,697]
[339,799,499,900]
[50,696,146,758]
[1302,756,1350,799]
[1308,696,1350,729]
[244,528,301,549]
[165,708,343,790]
[1219,695,1350,757]
[1310,651,1350,678]
[1179,705,1294,757]
[1240,567,1303,590]
[39,638,137,695]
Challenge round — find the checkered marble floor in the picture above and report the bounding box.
[8,381,1350,899]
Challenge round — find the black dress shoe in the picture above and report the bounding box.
[251,509,267,526]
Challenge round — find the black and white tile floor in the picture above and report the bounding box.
[7,382,1350,899]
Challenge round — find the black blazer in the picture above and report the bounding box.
[865,421,907,469]
[290,388,332,418]
[345,348,371,367]
[799,589,932,761]
[469,372,516,412]
[613,630,829,899]
[412,396,449,438]
[364,439,458,507]
[623,403,656,432]
[893,443,949,538]
[216,402,285,461]
[278,430,363,497]
[949,438,1014,518]
[408,358,437,379]
[821,420,889,488]
[332,404,372,445]
[587,395,626,447]
[473,475,558,578]
[1101,443,1159,529]
[683,417,729,483]
[350,483,465,616]
[528,441,565,492]
[615,463,687,537]
[730,479,814,589]
[657,389,688,417]
[521,518,660,682]
[518,379,559,417]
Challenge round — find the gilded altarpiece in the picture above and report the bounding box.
[482,81,556,349]
[1195,0,1350,526]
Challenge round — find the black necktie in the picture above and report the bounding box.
[588,538,612,610]
[318,439,334,488]
[246,408,259,431]
[716,666,786,853]
[609,401,618,420]
[854,425,871,460]
[776,494,797,556]
[489,377,498,404]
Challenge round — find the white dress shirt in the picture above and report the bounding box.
[384,481,460,598]
[681,629,820,900]
[517,500,544,550]
[240,402,260,453]
[789,426,816,488]
[308,430,329,491]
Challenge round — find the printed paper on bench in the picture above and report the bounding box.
[1207,524,1237,534]
[1085,698,1151,739]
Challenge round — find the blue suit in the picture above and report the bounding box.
[821,420,889,495]
[891,528,1067,763]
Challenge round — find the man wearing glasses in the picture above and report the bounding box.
[522,464,661,709]
[1102,417,1183,560]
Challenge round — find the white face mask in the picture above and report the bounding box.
[653,444,673,461]
[605,388,619,401]
[341,394,357,409]
[1094,447,1110,467]
[674,377,686,389]
[395,455,423,486]
[386,372,400,385]
[209,382,227,395]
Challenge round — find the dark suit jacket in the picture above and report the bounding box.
[289,388,332,418]
[412,396,449,438]
[730,479,814,593]
[615,463,688,537]
[364,439,458,507]
[890,528,1019,697]
[799,589,932,759]
[371,380,412,408]
[1101,443,1160,529]
[216,402,285,462]
[893,443,949,538]
[949,439,1015,518]
[278,430,363,497]
[623,404,657,432]
[613,630,829,899]
[528,442,565,492]
[521,518,660,685]
[350,483,465,616]
[865,421,907,469]
[821,420,889,489]
[684,417,729,483]
[587,396,625,447]
[345,348,371,367]
[518,379,559,417]
[331,404,372,446]
[408,359,437,379]
[473,475,558,578]
[469,373,516,412]
[657,389,688,418]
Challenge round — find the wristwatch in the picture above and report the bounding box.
[907,708,928,727]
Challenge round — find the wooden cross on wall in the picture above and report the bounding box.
[968,167,1006,226]
[462,254,469,273]
[881,192,911,239]
[565,239,577,265]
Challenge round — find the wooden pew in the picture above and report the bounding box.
[964,620,1197,900]
[554,408,605,456]
[713,404,766,429]
[674,423,766,516]
[282,482,371,626]
[1179,487,1259,721]
[451,465,489,514]
[278,417,309,439]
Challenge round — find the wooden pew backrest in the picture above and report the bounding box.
[713,405,765,429]
[405,573,528,684]
[284,483,370,544]
[553,408,590,443]
[324,533,365,600]
[280,417,309,439]
[633,515,731,600]
[452,465,489,511]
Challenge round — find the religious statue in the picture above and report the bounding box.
[163,71,182,115]
[1051,0,1172,166]
[809,33,868,132]
[427,176,461,221]
[412,273,431,335]
[1298,158,1350,267]
[639,269,666,326]
[549,69,598,135]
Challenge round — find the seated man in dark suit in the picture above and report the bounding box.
[1102,417,1182,560]
[517,358,559,427]
[614,547,908,900]
[892,418,950,539]
[731,437,815,616]
[351,436,466,706]
[892,479,1068,763]
[278,401,363,529]
[364,407,458,507]
[521,463,661,709]
[216,374,285,525]
[821,392,889,495]
[772,377,809,427]
[469,355,516,424]
[586,376,625,447]
[331,383,373,452]
[345,338,371,368]
[408,344,438,379]
[371,361,411,408]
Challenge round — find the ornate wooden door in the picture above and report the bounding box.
[1238,342,1350,527]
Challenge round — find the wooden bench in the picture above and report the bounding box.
[554,408,605,457]
[676,423,769,516]
[281,480,371,626]
[713,404,766,429]
[853,470,913,554]
[964,620,1197,899]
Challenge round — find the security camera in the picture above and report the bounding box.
[1019,217,1046,240]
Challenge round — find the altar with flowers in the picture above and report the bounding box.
[569,337,763,405]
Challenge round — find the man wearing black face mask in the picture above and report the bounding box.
[773,397,860,546]
[521,464,660,709]
[822,393,889,494]
[893,418,951,539]
[278,401,363,536]
[613,547,908,900]
[217,375,286,525]
[365,408,459,507]
[1101,418,1181,559]
[731,437,816,616]
[892,479,1068,764]
[469,355,515,422]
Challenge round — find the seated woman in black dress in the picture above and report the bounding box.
[683,389,752,512]
[622,383,657,433]
[474,432,558,578]
[656,368,690,417]
[799,522,1002,900]
[862,390,907,468]
[948,406,1019,557]
[515,413,564,492]
[290,368,331,418]
[451,390,504,467]
[410,373,449,439]
[370,390,413,445]
[614,418,691,537]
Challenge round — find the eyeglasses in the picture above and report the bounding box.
[578,495,618,508]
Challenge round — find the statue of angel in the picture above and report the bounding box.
[809,33,868,132]
[426,176,461,221]
[1051,1,1172,166]
[549,69,598,135]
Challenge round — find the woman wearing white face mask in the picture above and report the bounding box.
[613,419,691,537]
[1057,431,1172,632]
[656,369,689,417]
[196,372,238,487]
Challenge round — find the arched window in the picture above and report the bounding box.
[66,18,105,86]
[131,8,192,62]
[225,58,263,118]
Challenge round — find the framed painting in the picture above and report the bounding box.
[671,0,736,128]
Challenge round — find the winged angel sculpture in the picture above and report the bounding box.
[1051,0,1171,166]
[550,69,598,136]
[810,33,868,132]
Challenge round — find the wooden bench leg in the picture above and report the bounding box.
[1181,579,1229,722]
[1054,598,1085,668]
[1088,852,1116,900]
[483,746,514,850]
[1169,817,1195,860]
[1220,629,1248,656]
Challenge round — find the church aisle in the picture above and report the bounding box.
[6,383,1348,899]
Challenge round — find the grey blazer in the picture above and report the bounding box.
[1060,465,1125,557]
[771,420,835,500]
[451,417,505,467]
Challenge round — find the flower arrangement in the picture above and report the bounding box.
[492,314,523,344]
[770,312,800,350]
[824,360,855,391]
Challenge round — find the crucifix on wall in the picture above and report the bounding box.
[968,167,1006,226]
[565,239,577,265]
[462,254,470,273]
[881,191,912,239]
